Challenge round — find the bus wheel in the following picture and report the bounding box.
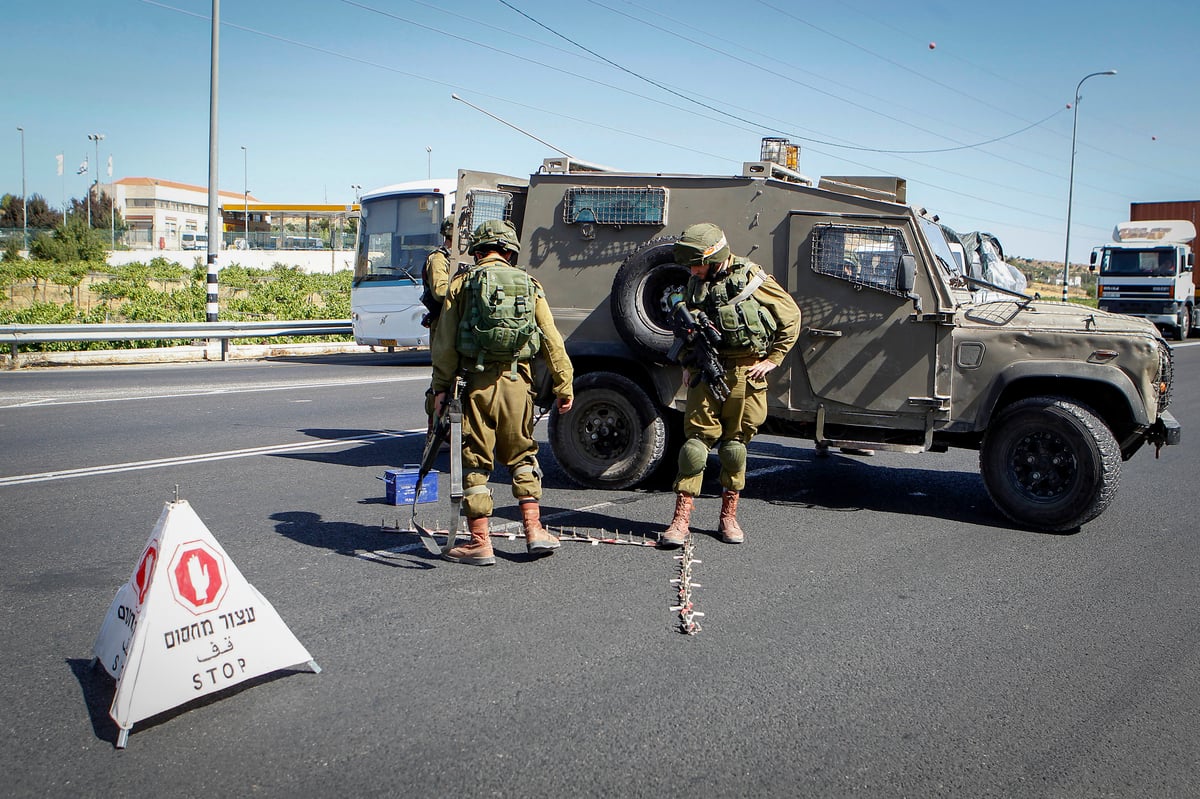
[610,238,689,363]
[549,371,667,490]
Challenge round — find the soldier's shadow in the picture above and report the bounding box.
[270,510,439,569]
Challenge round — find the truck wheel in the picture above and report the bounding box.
[980,397,1121,532]
[610,237,690,362]
[549,371,668,490]
[1179,306,1191,340]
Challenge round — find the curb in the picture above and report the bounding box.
[3,342,425,369]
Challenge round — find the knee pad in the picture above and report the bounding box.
[718,440,747,474]
[678,437,710,477]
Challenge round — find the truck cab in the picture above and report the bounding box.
[1092,219,1196,339]
[449,145,1179,532]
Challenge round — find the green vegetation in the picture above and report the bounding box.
[1,255,351,352]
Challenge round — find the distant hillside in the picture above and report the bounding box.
[1008,255,1096,300]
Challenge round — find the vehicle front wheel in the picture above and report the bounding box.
[1179,305,1192,340]
[979,396,1121,532]
[549,371,668,490]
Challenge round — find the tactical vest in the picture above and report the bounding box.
[420,246,451,317]
[456,259,543,375]
[690,258,776,355]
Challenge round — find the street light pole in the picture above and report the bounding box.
[426,146,431,180]
[241,145,248,243]
[87,133,105,228]
[351,184,361,202]
[1062,69,1116,303]
[17,127,27,251]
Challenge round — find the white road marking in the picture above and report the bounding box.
[0,375,426,409]
[0,429,425,486]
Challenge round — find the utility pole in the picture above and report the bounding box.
[17,127,27,251]
[87,133,105,228]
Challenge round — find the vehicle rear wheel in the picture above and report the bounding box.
[979,396,1120,532]
[609,237,690,362]
[549,371,667,490]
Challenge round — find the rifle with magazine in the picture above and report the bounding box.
[666,298,731,403]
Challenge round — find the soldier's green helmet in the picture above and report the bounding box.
[440,215,454,238]
[468,219,521,255]
[674,222,730,267]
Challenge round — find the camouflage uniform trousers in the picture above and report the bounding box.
[673,360,767,496]
[460,363,542,518]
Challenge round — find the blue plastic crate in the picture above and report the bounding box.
[384,466,438,505]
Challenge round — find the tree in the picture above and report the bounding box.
[66,188,127,234]
[30,219,109,263]
[0,193,62,229]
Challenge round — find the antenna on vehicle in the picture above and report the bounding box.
[451,94,573,158]
[451,94,616,173]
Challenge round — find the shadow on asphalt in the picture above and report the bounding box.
[66,657,313,747]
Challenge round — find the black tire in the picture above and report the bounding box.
[610,237,690,362]
[549,371,667,490]
[1179,305,1192,340]
[980,396,1121,532]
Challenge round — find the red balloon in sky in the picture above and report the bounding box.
[928,42,936,49]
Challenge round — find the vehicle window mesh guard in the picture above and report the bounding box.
[811,223,908,295]
[466,189,512,229]
[563,186,667,225]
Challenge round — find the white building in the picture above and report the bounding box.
[108,177,256,250]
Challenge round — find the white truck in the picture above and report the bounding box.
[1092,220,1197,339]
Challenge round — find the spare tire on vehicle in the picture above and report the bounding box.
[609,237,690,363]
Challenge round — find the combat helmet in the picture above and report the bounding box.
[674,222,730,267]
[440,215,454,239]
[468,219,521,256]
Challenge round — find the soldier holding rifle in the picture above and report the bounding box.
[661,223,800,547]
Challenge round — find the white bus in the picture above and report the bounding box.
[351,179,456,348]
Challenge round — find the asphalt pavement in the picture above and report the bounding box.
[1,346,1198,798]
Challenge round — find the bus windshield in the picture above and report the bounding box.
[354,192,446,284]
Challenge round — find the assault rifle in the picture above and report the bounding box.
[411,373,467,555]
[666,300,731,403]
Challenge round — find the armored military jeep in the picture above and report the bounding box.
[450,151,1180,532]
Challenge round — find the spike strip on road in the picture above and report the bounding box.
[670,532,704,635]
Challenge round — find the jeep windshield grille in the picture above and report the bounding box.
[811,224,908,295]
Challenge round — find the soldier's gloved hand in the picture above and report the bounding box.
[433,392,447,417]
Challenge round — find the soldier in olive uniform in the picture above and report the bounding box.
[431,220,574,566]
[421,216,455,426]
[660,222,801,547]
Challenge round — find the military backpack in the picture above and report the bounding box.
[456,260,542,376]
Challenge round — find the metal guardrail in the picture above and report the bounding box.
[0,319,353,366]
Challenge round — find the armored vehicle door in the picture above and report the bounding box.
[786,213,942,440]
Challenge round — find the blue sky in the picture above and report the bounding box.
[5,0,1199,263]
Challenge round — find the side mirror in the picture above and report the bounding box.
[1188,253,1195,271]
[1089,251,1097,271]
[898,253,922,313]
[898,253,916,294]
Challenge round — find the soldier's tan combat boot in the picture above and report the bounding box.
[659,492,694,548]
[717,490,744,544]
[443,517,496,566]
[519,498,559,556]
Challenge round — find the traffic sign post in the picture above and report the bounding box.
[93,500,320,748]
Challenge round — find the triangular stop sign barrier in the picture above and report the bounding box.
[93,500,320,748]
